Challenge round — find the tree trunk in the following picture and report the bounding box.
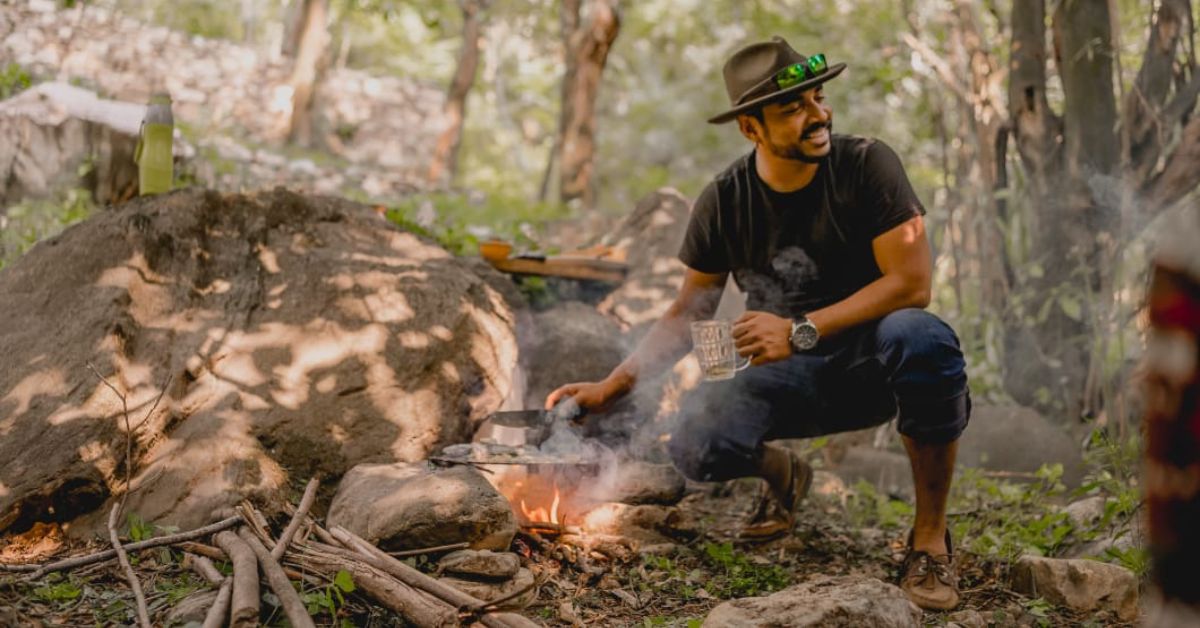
[539,0,583,203]
[427,0,490,187]
[557,0,619,208]
[286,0,329,147]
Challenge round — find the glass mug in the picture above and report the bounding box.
[690,320,751,381]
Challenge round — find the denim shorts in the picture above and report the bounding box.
[667,308,971,482]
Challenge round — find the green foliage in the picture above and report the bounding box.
[0,182,95,271]
[699,541,790,598]
[301,569,356,621]
[33,575,82,604]
[0,62,33,99]
[383,191,567,256]
[949,464,1075,562]
[843,479,914,530]
[125,512,154,542]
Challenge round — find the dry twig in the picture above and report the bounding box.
[238,528,315,628]
[25,515,242,580]
[387,541,470,558]
[188,554,224,585]
[331,526,539,628]
[214,530,259,628]
[108,503,152,628]
[272,477,319,561]
[201,578,233,628]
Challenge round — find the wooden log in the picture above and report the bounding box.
[304,550,458,627]
[237,528,315,628]
[201,578,233,628]
[189,555,224,585]
[214,530,259,628]
[331,526,540,628]
[273,477,320,561]
[25,516,241,579]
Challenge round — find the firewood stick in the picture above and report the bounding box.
[273,477,320,561]
[303,551,458,627]
[238,501,276,550]
[25,515,242,579]
[387,541,470,558]
[189,554,225,585]
[330,526,539,628]
[180,542,227,562]
[201,577,233,628]
[108,503,152,628]
[237,528,315,628]
[214,530,259,628]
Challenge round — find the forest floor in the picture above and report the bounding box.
[0,449,1142,628]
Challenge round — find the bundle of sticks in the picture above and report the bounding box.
[2,478,540,628]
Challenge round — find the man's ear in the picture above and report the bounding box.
[737,114,762,144]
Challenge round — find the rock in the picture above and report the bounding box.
[945,609,986,628]
[1062,496,1108,529]
[1010,555,1138,621]
[0,82,151,206]
[328,463,517,552]
[811,470,849,500]
[438,549,521,580]
[591,461,685,505]
[0,189,522,536]
[597,188,692,332]
[829,446,914,498]
[702,575,922,627]
[520,301,625,410]
[164,589,218,625]
[442,567,536,610]
[957,404,1086,486]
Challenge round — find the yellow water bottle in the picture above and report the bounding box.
[135,92,174,195]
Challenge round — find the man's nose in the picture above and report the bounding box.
[805,99,830,122]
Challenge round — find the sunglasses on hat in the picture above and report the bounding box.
[773,53,829,89]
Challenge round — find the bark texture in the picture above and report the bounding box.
[428,0,490,186]
[287,0,330,147]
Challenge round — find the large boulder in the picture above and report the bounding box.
[956,404,1086,486]
[520,301,625,410]
[0,188,521,535]
[327,463,517,551]
[702,575,922,627]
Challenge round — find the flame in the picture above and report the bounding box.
[519,484,561,524]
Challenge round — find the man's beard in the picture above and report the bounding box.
[764,121,832,163]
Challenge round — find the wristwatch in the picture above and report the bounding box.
[789,316,820,352]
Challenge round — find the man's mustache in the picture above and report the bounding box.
[802,122,829,138]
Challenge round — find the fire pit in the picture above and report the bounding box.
[434,406,615,531]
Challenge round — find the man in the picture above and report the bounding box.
[545,37,970,611]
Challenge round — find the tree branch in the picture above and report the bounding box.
[108,503,151,628]
[25,516,242,579]
[901,32,971,106]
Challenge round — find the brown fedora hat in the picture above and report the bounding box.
[708,36,846,124]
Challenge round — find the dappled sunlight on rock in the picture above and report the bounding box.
[0,189,523,536]
[1,368,69,420]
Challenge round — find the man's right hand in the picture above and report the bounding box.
[544,377,627,414]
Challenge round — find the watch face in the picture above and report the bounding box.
[792,322,819,351]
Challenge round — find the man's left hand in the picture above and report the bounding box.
[732,311,793,366]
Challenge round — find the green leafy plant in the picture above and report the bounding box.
[0,62,32,99]
[949,464,1075,561]
[843,479,914,530]
[699,542,790,598]
[301,569,356,620]
[33,574,82,604]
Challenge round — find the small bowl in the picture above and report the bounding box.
[479,240,513,261]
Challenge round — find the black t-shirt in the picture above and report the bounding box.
[679,134,926,318]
